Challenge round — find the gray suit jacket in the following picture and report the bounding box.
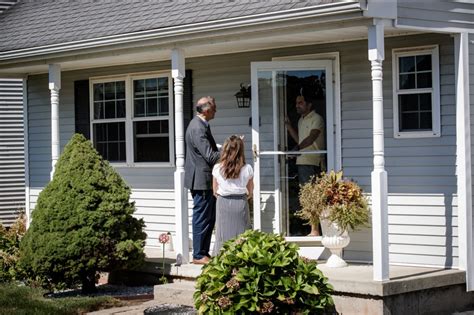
[184,116,220,190]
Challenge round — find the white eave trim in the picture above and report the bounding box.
[0,2,362,61]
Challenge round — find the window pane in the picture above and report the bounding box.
[94,80,125,120]
[134,80,145,98]
[400,74,415,89]
[104,101,116,119]
[93,122,125,162]
[145,78,158,97]
[158,98,169,116]
[419,93,432,110]
[399,56,415,73]
[399,94,418,112]
[400,113,419,131]
[108,142,119,161]
[158,77,168,97]
[417,72,432,89]
[116,100,126,118]
[134,76,170,118]
[104,82,115,100]
[107,122,119,141]
[93,83,104,101]
[416,55,431,71]
[94,101,104,119]
[116,81,125,99]
[136,121,148,134]
[147,98,158,116]
[161,120,169,133]
[134,121,170,162]
[420,112,432,130]
[119,142,126,161]
[134,137,169,162]
[134,99,145,117]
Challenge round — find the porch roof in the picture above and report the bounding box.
[0,0,351,53]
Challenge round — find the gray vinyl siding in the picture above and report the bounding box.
[0,0,17,14]
[397,0,474,32]
[27,33,458,265]
[0,78,24,227]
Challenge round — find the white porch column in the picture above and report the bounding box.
[368,19,389,281]
[454,32,473,291]
[48,64,61,179]
[171,48,189,264]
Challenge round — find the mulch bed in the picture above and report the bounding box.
[45,284,154,301]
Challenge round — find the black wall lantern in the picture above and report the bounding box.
[235,83,251,108]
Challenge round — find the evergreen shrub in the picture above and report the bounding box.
[19,134,146,292]
[194,230,334,314]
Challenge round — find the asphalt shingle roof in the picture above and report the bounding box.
[0,0,343,53]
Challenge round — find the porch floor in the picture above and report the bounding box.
[142,248,473,314]
[143,247,465,297]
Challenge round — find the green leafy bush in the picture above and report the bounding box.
[0,214,26,282]
[19,134,146,293]
[194,230,334,314]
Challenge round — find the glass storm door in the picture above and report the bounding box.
[251,60,334,237]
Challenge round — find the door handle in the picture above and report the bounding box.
[252,144,259,162]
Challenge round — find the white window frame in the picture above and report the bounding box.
[89,71,174,167]
[392,45,440,139]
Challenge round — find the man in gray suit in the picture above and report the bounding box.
[184,96,220,264]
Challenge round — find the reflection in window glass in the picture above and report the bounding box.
[399,93,432,131]
[133,77,169,117]
[93,81,126,119]
[93,122,126,162]
[134,120,169,162]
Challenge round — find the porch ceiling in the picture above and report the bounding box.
[0,19,420,76]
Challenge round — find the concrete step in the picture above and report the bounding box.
[153,280,196,306]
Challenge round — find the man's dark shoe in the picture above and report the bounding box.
[192,256,210,265]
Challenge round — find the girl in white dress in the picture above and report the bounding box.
[212,135,253,254]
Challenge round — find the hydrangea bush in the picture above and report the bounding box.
[194,230,334,314]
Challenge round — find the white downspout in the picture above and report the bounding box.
[171,48,189,264]
[454,32,473,291]
[368,18,389,281]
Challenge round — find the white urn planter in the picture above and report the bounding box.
[320,216,350,268]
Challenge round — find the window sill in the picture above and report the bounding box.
[394,131,441,139]
[109,162,175,168]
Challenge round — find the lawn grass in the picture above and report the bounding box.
[0,283,127,315]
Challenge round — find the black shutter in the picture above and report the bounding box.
[74,80,90,140]
[183,69,193,130]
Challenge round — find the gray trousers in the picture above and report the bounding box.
[298,165,322,185]
[213,194,250,256]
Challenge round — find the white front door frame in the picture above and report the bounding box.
[250,60,336,235]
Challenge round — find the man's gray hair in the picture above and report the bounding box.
[196,96,215,113]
